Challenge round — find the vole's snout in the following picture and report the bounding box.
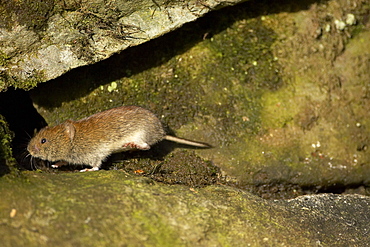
[27,144,39,156]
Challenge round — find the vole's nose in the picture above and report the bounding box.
[27,145,39,155]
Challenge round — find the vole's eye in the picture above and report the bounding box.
[41,138,47,144]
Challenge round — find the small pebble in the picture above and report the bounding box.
[345,14,356,26]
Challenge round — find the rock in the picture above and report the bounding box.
[0,0,244,91]
[0,172,368,246]
[275,193,370,245]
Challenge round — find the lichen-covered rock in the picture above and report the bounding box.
[0,0,244,91]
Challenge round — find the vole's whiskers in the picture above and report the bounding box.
[30,156,35,170]
[29,156,41,170]
[18,150,32,170]
[25,131,32,139]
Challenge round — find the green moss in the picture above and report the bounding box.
[21,70,47,91]
[0,171,316,246]
[0,52,13,91]
[0,0,58,31]
[0,54,46,91]
[0,51,10,67]
[260,85,297,129]
[0,115,18,175]
[132,210,183,246]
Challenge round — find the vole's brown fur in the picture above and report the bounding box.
[27,106,210,171]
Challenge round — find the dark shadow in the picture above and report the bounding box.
[0,89,47,170]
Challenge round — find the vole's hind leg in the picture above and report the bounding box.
[80,167,99,172]
[123,142,150,150]
[121,131,151,150]
[80,159,102,172]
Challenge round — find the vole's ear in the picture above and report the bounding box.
[64,120,76,141]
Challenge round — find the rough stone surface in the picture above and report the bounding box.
[0,172,369,246]
[0,0,244,90]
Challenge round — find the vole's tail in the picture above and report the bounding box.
[164,135,212,148]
